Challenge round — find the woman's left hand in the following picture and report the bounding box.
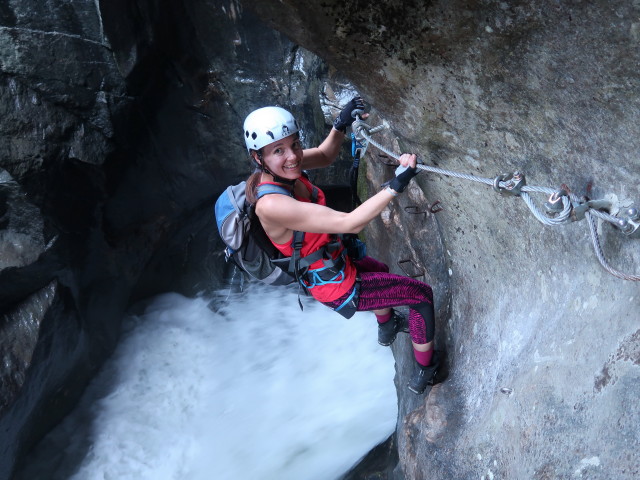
[386,153,419,193]
[398,153,417,169]
[333,96,366,132]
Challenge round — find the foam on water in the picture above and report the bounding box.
[18,285,397,480]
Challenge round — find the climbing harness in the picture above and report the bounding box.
[351,116,640,282]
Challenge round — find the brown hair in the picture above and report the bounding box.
[245,169,262,205]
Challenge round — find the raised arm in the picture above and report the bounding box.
[257,186,396,236]
[257,154,419,244]
[301,127,346,170]
[301,97,366,170]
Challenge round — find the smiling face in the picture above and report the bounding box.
[254,133,303,181]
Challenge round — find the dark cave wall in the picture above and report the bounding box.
[0,1,348,478]
[0,1,126,475]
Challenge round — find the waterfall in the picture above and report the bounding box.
[17,285,397,480]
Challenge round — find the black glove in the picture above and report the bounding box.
[385,165,419,193]
[333,96,365,133]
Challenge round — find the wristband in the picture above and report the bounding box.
[388,166,419,193]
[385,186,399,197]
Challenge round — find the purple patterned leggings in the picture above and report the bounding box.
[322,256,434,345]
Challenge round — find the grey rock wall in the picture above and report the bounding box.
[247,0,640,478]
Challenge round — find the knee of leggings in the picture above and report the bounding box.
[415,283,433,304]
[411,301,435,343]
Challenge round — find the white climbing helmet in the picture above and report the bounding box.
[243,106,299,152]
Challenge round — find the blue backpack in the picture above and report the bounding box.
[214,182,298,286]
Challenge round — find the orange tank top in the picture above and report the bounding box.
[258,177,357,303]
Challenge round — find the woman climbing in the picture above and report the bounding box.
[243,98,440,394]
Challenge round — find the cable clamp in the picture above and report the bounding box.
[493,171,526,196]
[570,198,612,222]
[615,206,640,236]
[544,189,569,214]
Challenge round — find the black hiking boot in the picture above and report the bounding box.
[408,351,442,395]
[377,310,408,346]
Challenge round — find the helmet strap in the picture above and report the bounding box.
[266,168,298,186]
[254,150,297,187]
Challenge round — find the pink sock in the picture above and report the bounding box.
[414,348,433,367]
[376,311,392,324]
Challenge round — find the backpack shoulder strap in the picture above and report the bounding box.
[295,176,319,204]
[254,182,318,291]
[256,183,293,199]
[310,186,319,203]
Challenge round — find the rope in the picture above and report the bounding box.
[356,123,639,282]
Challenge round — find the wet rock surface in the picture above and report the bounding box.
[1,0,639,479]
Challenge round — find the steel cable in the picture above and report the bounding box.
[357,125,639,281]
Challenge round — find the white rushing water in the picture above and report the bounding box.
[18,285,397,480]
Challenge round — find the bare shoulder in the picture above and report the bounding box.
[255,194,297,219]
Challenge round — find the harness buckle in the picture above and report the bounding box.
[300,250,348,288]
[291,231,305,251]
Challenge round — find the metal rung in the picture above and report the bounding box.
[398,259,425,278]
